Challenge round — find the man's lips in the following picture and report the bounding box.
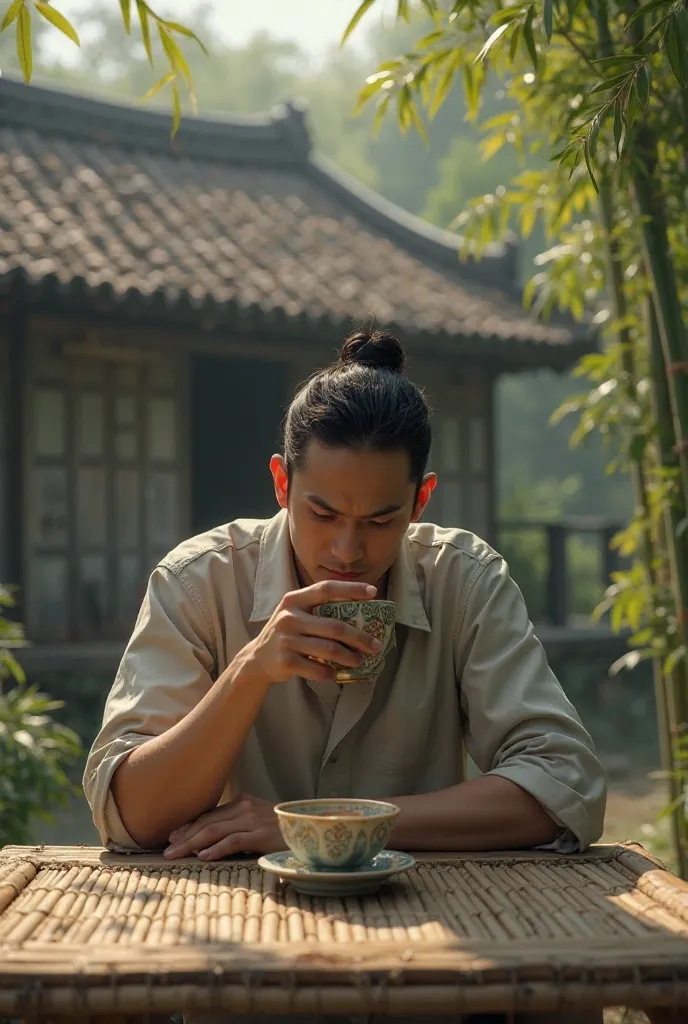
[322,568,366,580]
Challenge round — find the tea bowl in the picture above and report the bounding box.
[312,599,396,683]
[274,798,400,869]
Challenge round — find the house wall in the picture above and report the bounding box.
[23,314,188,642]
[407,358,494,543]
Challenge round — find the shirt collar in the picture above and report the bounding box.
[250,509,431,632]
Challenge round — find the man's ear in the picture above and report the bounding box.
[411,473,437,521]
[270,454,289,509]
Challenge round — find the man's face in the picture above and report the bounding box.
[271,440,435,591]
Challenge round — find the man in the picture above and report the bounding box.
[85,330,606,1024]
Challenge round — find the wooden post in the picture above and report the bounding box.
[6,284,26,620]
[546,524,568,626]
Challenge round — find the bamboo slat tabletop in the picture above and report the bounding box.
[1,842,688,1018]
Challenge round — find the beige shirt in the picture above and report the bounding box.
[84,510,606,852]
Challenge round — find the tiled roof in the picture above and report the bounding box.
[0,78,590,364]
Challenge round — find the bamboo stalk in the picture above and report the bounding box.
[632,128,688,517]
[595,0,688,878]
[647,294,688,875]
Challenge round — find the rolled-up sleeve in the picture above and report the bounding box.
[456,555,607,851]
[83,565,216,851]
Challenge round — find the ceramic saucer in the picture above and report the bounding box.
[258,850,415,897]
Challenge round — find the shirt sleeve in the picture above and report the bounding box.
[82,565,216,851]
[456,554,607,851]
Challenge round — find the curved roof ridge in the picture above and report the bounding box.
[0,76,311,166]
[308,155,516,287]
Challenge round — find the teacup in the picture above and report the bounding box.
[312,599,396,683]
[275,797,400,869]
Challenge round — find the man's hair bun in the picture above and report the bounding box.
[338,329,406,375]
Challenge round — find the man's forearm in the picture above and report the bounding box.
[111,645,272,848]
[390,775,560,851]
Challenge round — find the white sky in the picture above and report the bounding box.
[41,1,398,63]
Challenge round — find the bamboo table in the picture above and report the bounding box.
[1,843,688,1022]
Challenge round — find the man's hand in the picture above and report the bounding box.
[163,794,282,860]
[244,579,382,686]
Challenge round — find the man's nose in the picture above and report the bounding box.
[331,524,363,565]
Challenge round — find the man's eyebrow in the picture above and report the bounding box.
[306,494,403,518]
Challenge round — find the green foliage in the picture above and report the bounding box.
[347,0,688,872]
[0,0,206,135]
[0,586,81,847]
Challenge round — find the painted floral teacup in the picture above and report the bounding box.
[275,798,400,869]
[311,599,396,683]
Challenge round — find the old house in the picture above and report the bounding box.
[0,78,591,663]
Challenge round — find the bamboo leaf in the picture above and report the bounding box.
[665,14,687,87]
[341,0,378,44]
[613,99,624,156]
[676,7,688,44]
[354,75,390,115]
[588,115,600,159]
[638,13,670,46]
[475,22,510,64]
[16,2,31,81]
[398,82,413,132]
[593,54,644,68]
[609,649,644,674]
[626,84,641,129]
[397,0,411,20]
[164,20,209,55]
[481,131,508,160]
[1,0,23,33]
[544,0,553,40]
[136,0,153,65]
[119,0,132,33]
[677,515,688,537]
[509,22,522,60]
[34,2,79,45]
[490,6,525,26]
[627,0,673,27]
[583,136,599,192]
[665,645,688,676]
[589,72,633,94]
[520,200,537,238]
[159,24,191,87]
[523,6,538,70]
[430,49,462,117]
[463,61,480,120]
[372,92,391,134]
[138,69,175,103]
[409,98,428,142]
[417,28,449,48]
[482,111,520,130]
[635,63,650,106]
[1,646,25,683]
